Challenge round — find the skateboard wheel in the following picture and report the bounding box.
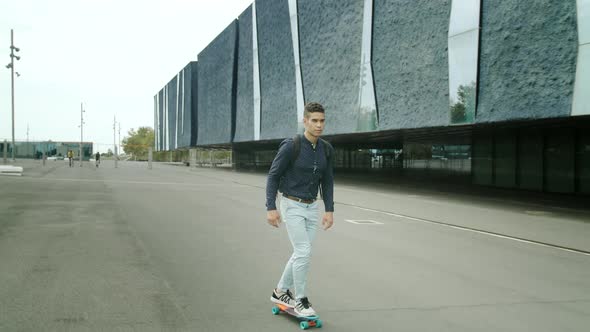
[272,306,280,315]
[315,319,323,328]
[300,321,309,330]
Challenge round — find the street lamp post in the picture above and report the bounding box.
[79,103,85,167]
[6,29,21,161]
[113,116,118,168]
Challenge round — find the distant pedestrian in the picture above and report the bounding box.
[67,150,74,167]
[266,102,335,317]
[95,152,100,168]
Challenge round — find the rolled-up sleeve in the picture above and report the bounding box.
[266,139,293,210]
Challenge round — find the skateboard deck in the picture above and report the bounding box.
[271,303,322,330]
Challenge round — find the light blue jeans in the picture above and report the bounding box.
[277,196,320,300]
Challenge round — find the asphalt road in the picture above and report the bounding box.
[1,159,589,331]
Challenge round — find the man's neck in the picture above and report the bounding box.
[303,131,319,145]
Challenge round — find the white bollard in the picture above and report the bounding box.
[190,149,197,168]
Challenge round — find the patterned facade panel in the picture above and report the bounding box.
[158,89,164,151]
[298,0,365,135]
[163,87,168,150]
[197,21,238,146]
[154,94,158,151]
[177,62,195,149]
[256,0,298,139]
[235,5,255,143]
[154,0,584,146]
[180,66,189,148]
[372,0,451,130]
[190,62,199,146]
[176,72,184,149]
[167,76,178,150]
[476,0,577,122]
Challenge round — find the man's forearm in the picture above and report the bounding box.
[266,175,280,210]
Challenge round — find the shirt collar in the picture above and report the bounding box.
[302,134,319,147]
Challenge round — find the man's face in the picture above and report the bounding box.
[303,112,325,138]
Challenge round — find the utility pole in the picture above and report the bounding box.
[3,140,7,164]
[6,29,21,161]
[118,122,121,159]
[113,116,118,168]
[26,123,29,157]
[80,103,85,167]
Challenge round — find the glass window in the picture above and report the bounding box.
[517,129,543,191]
[578,0,590,45]
[448,0,480,124]
[494,131,516,188]
[572,0,590,115]
[449,0,480,36]
[448,31,478,124]
[253,1,261,140]
[577,131,590,193]
[401,142,471,176]
[472,134,493,185]
[572,46,590,115]
[357,0,378,132]
[545,129,575,193]
[288,0,305,133]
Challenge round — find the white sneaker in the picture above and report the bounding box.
[271,288,296,308]
[294,297,316,317]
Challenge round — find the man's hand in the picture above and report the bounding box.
[322,212,334,230]
[267,210,281,228]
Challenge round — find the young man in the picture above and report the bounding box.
[95,152,100,168]
[266,102,335,317]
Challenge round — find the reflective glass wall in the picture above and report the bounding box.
[0,142,93,160]
[577,131,590,193]
[404,142,471,176]
[471,124,589,194]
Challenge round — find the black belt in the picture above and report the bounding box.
[283,194,316,204]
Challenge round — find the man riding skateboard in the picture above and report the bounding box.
[266,102,335,317]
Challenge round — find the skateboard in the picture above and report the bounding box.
[271,303,323,330]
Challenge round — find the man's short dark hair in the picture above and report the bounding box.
[304,102,325,118]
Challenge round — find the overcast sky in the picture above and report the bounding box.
[0,0,252,152]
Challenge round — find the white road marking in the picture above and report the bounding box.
[524,210,553,216]
[345,219,383,225]
[347,205,590,256]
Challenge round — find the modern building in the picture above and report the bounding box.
[0,141,93,160]
[154,62,198,152]
[154,0,590,195]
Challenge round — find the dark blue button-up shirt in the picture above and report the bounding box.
[266,135,334,212]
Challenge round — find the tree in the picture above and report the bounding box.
[122,127,154,160]
[450,82,476,123]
